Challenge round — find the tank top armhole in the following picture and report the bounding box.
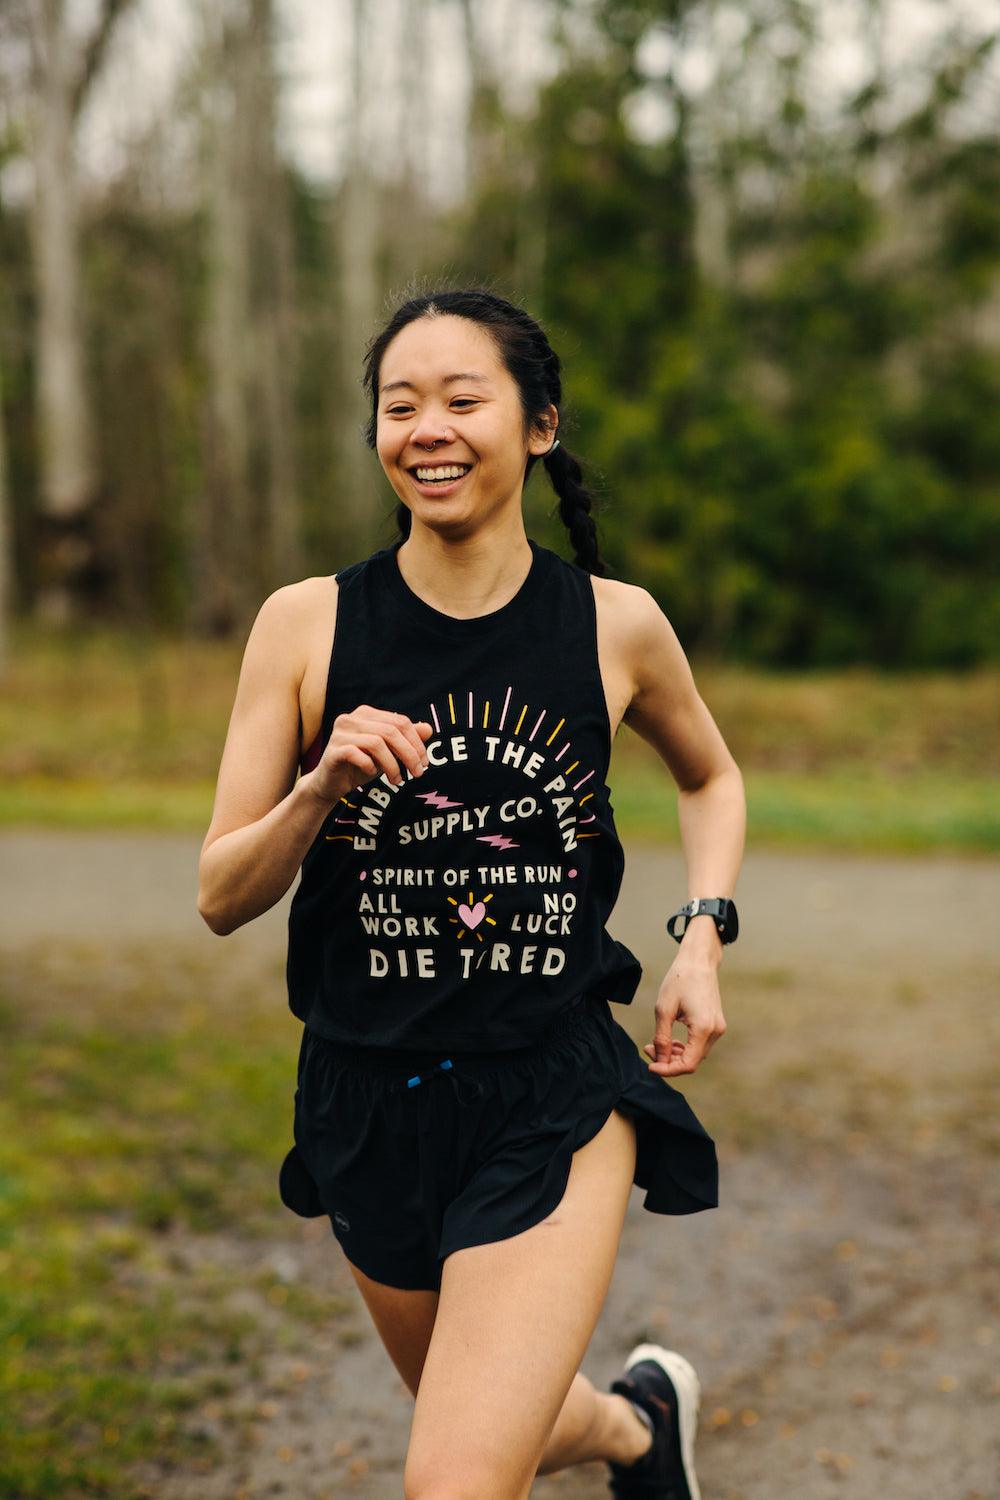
[585,570,615,773]
[319,571,346,747]
[299,573,344,771]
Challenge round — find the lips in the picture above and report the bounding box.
[408,463,472,477]
[408,464,474,496]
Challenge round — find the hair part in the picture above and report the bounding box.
[361,281,609,576]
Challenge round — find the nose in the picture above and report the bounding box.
[408,414,457,450]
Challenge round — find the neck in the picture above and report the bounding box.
[395,522,533,619]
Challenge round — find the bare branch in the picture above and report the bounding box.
[71,0,134,120]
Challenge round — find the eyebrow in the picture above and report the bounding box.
[381,372,493,396]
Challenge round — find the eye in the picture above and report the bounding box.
[386,399,480,416]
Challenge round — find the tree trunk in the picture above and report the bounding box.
[24,0,98,622]
[331,0,383,556]
[0,355,11,679]
[196,0,254,635]
[384,0,434,284]
[247,0,302,592]
[193,0,302,634]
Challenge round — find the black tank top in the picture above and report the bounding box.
[286,536,642,1050]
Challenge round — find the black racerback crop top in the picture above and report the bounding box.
[286,536,642,1050]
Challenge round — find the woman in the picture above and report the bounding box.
[198,286,745,1500]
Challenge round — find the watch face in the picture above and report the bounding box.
[724,900,739,940]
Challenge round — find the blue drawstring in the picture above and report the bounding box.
[406,1057,486,1105]
[407,1057,453,1087]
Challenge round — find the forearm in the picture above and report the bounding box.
[198,770,339,935]
[675,763,746,966]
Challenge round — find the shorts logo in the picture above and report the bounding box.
[333,1211,351,1233]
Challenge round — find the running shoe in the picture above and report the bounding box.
[605,1343,702,1500]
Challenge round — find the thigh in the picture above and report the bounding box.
[345,1259,439,1398]
[404,1106,638,1500]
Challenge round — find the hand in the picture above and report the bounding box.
[643,952,727,1078]
[308,705,434,805]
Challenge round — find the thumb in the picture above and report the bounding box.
[644,1005,678,1064]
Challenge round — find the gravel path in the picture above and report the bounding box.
[3,832,998,1499]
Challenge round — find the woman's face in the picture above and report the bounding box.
[375,314,556,534]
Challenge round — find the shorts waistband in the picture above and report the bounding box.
[306,994,601,1079]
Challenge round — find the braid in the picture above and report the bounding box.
[542,443,607,578]
[522,320,608,577]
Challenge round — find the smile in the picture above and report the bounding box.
[408,464,474,494]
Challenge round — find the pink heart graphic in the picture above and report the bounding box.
[458,901,486,930]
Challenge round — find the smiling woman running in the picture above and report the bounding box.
[198,286,746,1500]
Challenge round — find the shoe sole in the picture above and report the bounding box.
[623,1342,702,1500]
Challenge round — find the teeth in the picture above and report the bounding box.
[414,465,470,481]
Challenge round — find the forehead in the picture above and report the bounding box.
[379,315,505,395]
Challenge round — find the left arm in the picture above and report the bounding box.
[620,586,747,1076]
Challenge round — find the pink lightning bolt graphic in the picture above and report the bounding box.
[416,790,464,809]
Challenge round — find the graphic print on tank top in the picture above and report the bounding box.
[287,537,642,1050]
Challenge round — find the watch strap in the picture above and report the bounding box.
[666,897,735,943]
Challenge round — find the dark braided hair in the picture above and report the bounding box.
[361,284,609,576]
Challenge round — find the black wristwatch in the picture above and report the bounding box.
[666,897,739,945]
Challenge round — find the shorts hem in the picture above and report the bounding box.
[337,1240,442,1293]
[437,1098,620,1265]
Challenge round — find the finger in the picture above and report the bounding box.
[649,1009,677,1060]
[382,712,433,767]
[646,1046,685,1072]
[360,713,428,777]
[354,720,422,783]
[381,722,430,779]
[354,731,405,786]
[333,745,379,791]
[650,1031,711,1076]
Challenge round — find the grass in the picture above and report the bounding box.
[0,624,997,849]
[0,944,353,1500]
[1,932,997,1496]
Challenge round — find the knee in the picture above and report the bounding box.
[403,1481,487,1500]
[404,1486,473,1500]
[404,1458,526,1500]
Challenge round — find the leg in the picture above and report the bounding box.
[343,1241,651,1473]
[536,1370,653,1474]
[343,1258,439,1398]
[403,1106,640,1500]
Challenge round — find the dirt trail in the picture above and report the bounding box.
[3,833,998,1499]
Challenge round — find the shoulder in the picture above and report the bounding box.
[590,573,662,688]
[589,572,649,623]
[249,575,338,636]
[244,575,339,682]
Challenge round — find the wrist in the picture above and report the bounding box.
[679,913,724,964]
[297,767,342,813]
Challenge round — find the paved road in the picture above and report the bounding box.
[3,830,997,976]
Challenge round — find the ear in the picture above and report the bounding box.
[528,404,559,457]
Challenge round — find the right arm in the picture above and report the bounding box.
[197,585,432,936]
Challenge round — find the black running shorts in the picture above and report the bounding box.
[279,994,719,1292]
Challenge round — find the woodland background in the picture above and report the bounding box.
[1,0,998,669]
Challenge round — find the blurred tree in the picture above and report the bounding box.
[16,0,134,623]
[193,0,302,637]
[0,351,9,679]
[0,0,995,664]
[330,0,381,559]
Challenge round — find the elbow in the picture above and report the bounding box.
[197,881,235,937]
[198,899,229,936]
[682,757,743,796]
